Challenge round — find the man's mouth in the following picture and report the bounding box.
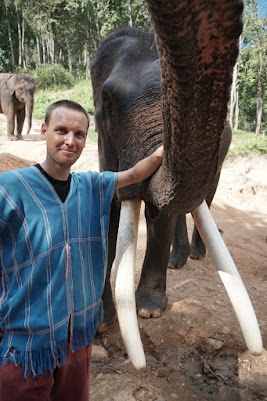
[60,149,76,155]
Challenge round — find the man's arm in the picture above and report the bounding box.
[117,146,163,189]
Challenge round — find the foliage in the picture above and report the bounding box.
[34,64,74,89]
[0,0,266,135]
[0,0,150,73]
[0,49,9,72]
[237,0,267,133]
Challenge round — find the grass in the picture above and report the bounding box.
[227,129,267,159]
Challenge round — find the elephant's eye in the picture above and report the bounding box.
[103,99,112,115]
[102,88,114,117]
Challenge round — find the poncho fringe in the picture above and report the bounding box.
[0,308,102,378]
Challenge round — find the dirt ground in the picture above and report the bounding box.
[0,116,267,401]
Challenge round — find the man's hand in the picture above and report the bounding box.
[117,145,164,189]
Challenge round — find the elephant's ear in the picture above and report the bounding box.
[19,79,26,92]
[5,76,15,96]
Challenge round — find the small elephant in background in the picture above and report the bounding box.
[0,73,36,141]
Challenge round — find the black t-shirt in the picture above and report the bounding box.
[35,164,71,202]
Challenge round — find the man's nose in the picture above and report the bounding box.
[64,132,75,145]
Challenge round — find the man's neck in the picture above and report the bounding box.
[40,161,70,181]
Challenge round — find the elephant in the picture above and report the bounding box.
[90,0,243,331]
[0,73,36,141]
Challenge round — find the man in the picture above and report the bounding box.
[0,100,163,401]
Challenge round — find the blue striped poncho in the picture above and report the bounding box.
[0,166,117,377]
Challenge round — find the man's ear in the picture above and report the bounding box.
[41,123,47,139]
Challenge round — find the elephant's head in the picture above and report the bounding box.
[92,2,243,216]
[92,27,162,177]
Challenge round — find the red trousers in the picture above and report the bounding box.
[0,345,92,401]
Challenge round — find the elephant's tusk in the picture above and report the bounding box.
[114,199,146,369]
[192,201,263,355]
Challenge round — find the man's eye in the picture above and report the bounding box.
[76,133,85,139]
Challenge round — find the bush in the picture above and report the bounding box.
[71,79,94,115]
[0,49,10,72]
[33,78,93,119]
[34,64,74,89]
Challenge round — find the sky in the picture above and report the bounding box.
[257,0,267,18]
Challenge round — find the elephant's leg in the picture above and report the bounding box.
[190,224,206,260]
[168,214,190,269]
[98,197,120,333]
[6,110,18,141]
[16,108,25,140]
[136,208,174,318]
[190,174,220,260]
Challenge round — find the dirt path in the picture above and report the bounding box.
[0,116,267,400]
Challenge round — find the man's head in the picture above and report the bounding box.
[41,100,90,178]
[44,100,90,130]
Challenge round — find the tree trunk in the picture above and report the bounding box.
[127,0,133,27]
[67,44,72,74]
[255,83,263,136]
[46,32,55,82]
[234,89,239,130]
[255,49,264,136]
[16,6,23,67]
[15,5,26,68]
[84,44,91,77]
[42,35,46,64]
[94,9,101,44]
[230,62,238,130]
[86,5,100,62]
[58,48,63,63]
[5,4,15,67]
[21,13,26,69]
[36,35,41,66]
[47,34,55,65]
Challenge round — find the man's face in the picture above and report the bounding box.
[41,107,88,168]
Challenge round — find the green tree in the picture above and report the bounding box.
[0,0,150,74]
[238,0,267,134]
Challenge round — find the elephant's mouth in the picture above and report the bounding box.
[117,181,161,221]
[145,202,161,221]
[116,179,149,202]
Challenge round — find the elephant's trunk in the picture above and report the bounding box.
[25,98,34,135]
[146,0,243,214]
